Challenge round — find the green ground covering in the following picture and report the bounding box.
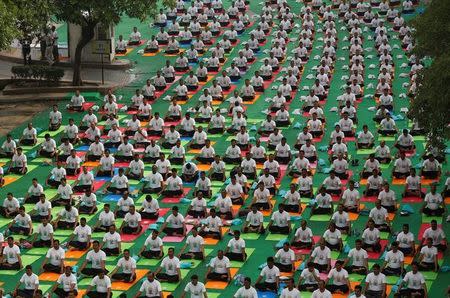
[0,0,448,297]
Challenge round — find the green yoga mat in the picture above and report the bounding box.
[385,275,401,284]
[422,271,438,280]
[230,248,255,267]
[240,232,261,240]
[265,233,288,241]
[27,247,50,255]
[422,216,442,224]
[22,255,43,266]
[309,214,331,221]
[160,269,189,291]
[357,148,376,155]
[348,273,365,282]
[378,136,396,142]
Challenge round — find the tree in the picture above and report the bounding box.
[54,0,174,86]
[0,1,19,50]
[409,0,450,154]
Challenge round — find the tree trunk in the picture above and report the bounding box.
[72,24,96,86]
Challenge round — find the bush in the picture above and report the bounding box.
[11,65,64,84]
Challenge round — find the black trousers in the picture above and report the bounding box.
[81,267,107,276]
[255,282,277,292]
[156,273,179,283]
[112,272,136,282]
[141,250,163,259]
[43,263,62,273]
[54,288,78,298]
[207,272,229,281]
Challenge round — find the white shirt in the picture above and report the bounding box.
[3,245,20,264]
[73,225,92,242]
[103,232,121,249]
[111,175,128,189]
[403,271,425,290]
[186,235,204,253]
[234,286,258,298]
[46,247,65,266]
[327,268,348,286]
[312,288,332,298]
[117,257,136,274]
[246,211,263,226]
[124,212,141,228]
[91,275,111,293]
[184,281,206,298]
[384,250,404,268]
[161,256,180,275]
[260,265,280,283]
[271,211,290,227]
[210,256,230,274]
[165,214,185,228]
[311,246,331,265]
[37,223,54,241]
[86,250,107,269]
[366,272,386,291]
[348,248,368,267]
[144,236,163,251]
[227,238,245,254]
[57,273,78,291]
[140,279,162,297]
[20,272,39,290]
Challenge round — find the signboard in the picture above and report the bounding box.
[92,39,112,54]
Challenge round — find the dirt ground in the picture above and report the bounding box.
[0,103,51,136]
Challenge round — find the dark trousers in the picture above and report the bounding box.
[111,272,136,282]
[54,288,78,298]
[155,273,179,283]
[207,272,229,281]
[33,239,52,247]
[269,225,289,234]
[255,282,277,292]
[43,263,62,273]
[141,250,163,259]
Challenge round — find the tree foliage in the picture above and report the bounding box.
[0,1,19,50]
[409,0,450,151]
[53,0,175,85]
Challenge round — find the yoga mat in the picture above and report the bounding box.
[230,248,255,267]
[205,268,239,289]
[111,269,148,290]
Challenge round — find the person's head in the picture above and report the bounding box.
[64,266,72,276]
[391,241,399,251]
[354,285,362,296]
[19,206,25,216]
[373,263,380,274]
[425,237,433,247]
[411,261,419,273]
[172,206,179,216]
[243,276,251,288]
[92,240,100,250]
[431,219,438,229]
[109,225,116,234]
[168,247,175,257]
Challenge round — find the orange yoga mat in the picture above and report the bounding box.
[111,269,149,290]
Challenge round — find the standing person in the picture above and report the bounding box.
[51,25,59,63]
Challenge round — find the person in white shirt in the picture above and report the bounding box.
[418,237,439,272]
[135,272,162,298]
[67,217,92,250]
[162,168,183,197]
[322,222,343,251]
[19,123,37,146]
[363,264,387,298]
[13,265,39,298]
[78,189,98,215]
[105,168,129,194]
[361,154,381,179]
[396,224,416,257]
[369,200,391,232]
[343,239,369,275]
[394,129,415,152]
[297,261,321,292]
[325,260,350,294]
[205,250,231,282]
[110,249,136,282]
[225,230,246,261]
[199,208,223,239]
[364,169,384,197]
[312,187,333,215]
[85,270,112,298]
[39,134,57,158]
[397,262,427,297]
[161,206,186,236]
[49,266,78,297]
[120,205,142,235]
[115,35,128,54]
[181,274,207,298]
[8,147,27,175]
[381,241,404,276]
[93,204,115,233]
[31,217,54,248]
[378,183,397,212]
[41,240,65,273]
[68,90,85,111]
[267,205,291,235]
[357,125,375,149]
[0,236,21,270]
[274,242,296,272]
[139,194,159,220]
[0,192,20,218]
[254,256,280,292]
[421,184,445,216]
[24,178,44,204]
[242,205,265,234]
[128,27,141,45]
[48,104,62,131]
[312,280,332,298]
[52,203,79,230]
[234,277,258,298]
[79,241,107,277]
[179,227,205,260]
[139,230,164,259]
[31,194,52,222]
[421,155,441,179]
[7,206,32,235]
[179,112,196,137]
[187,192,207,218]
[362,220,382,252]
[155,247,181,283]
[421,219,447,251]
[101,225,122,256]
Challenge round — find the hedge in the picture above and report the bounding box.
[11,65,64,84]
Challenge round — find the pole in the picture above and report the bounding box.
[101,53,104,85]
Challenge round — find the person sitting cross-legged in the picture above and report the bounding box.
[40,240,65,273]
[254,257,280,293]
[179,227,205,260]
[85,270,112,298]
[155,247,181,283]
[205,250,231,282]
[110,249,137,283]
[79,241,107,277]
